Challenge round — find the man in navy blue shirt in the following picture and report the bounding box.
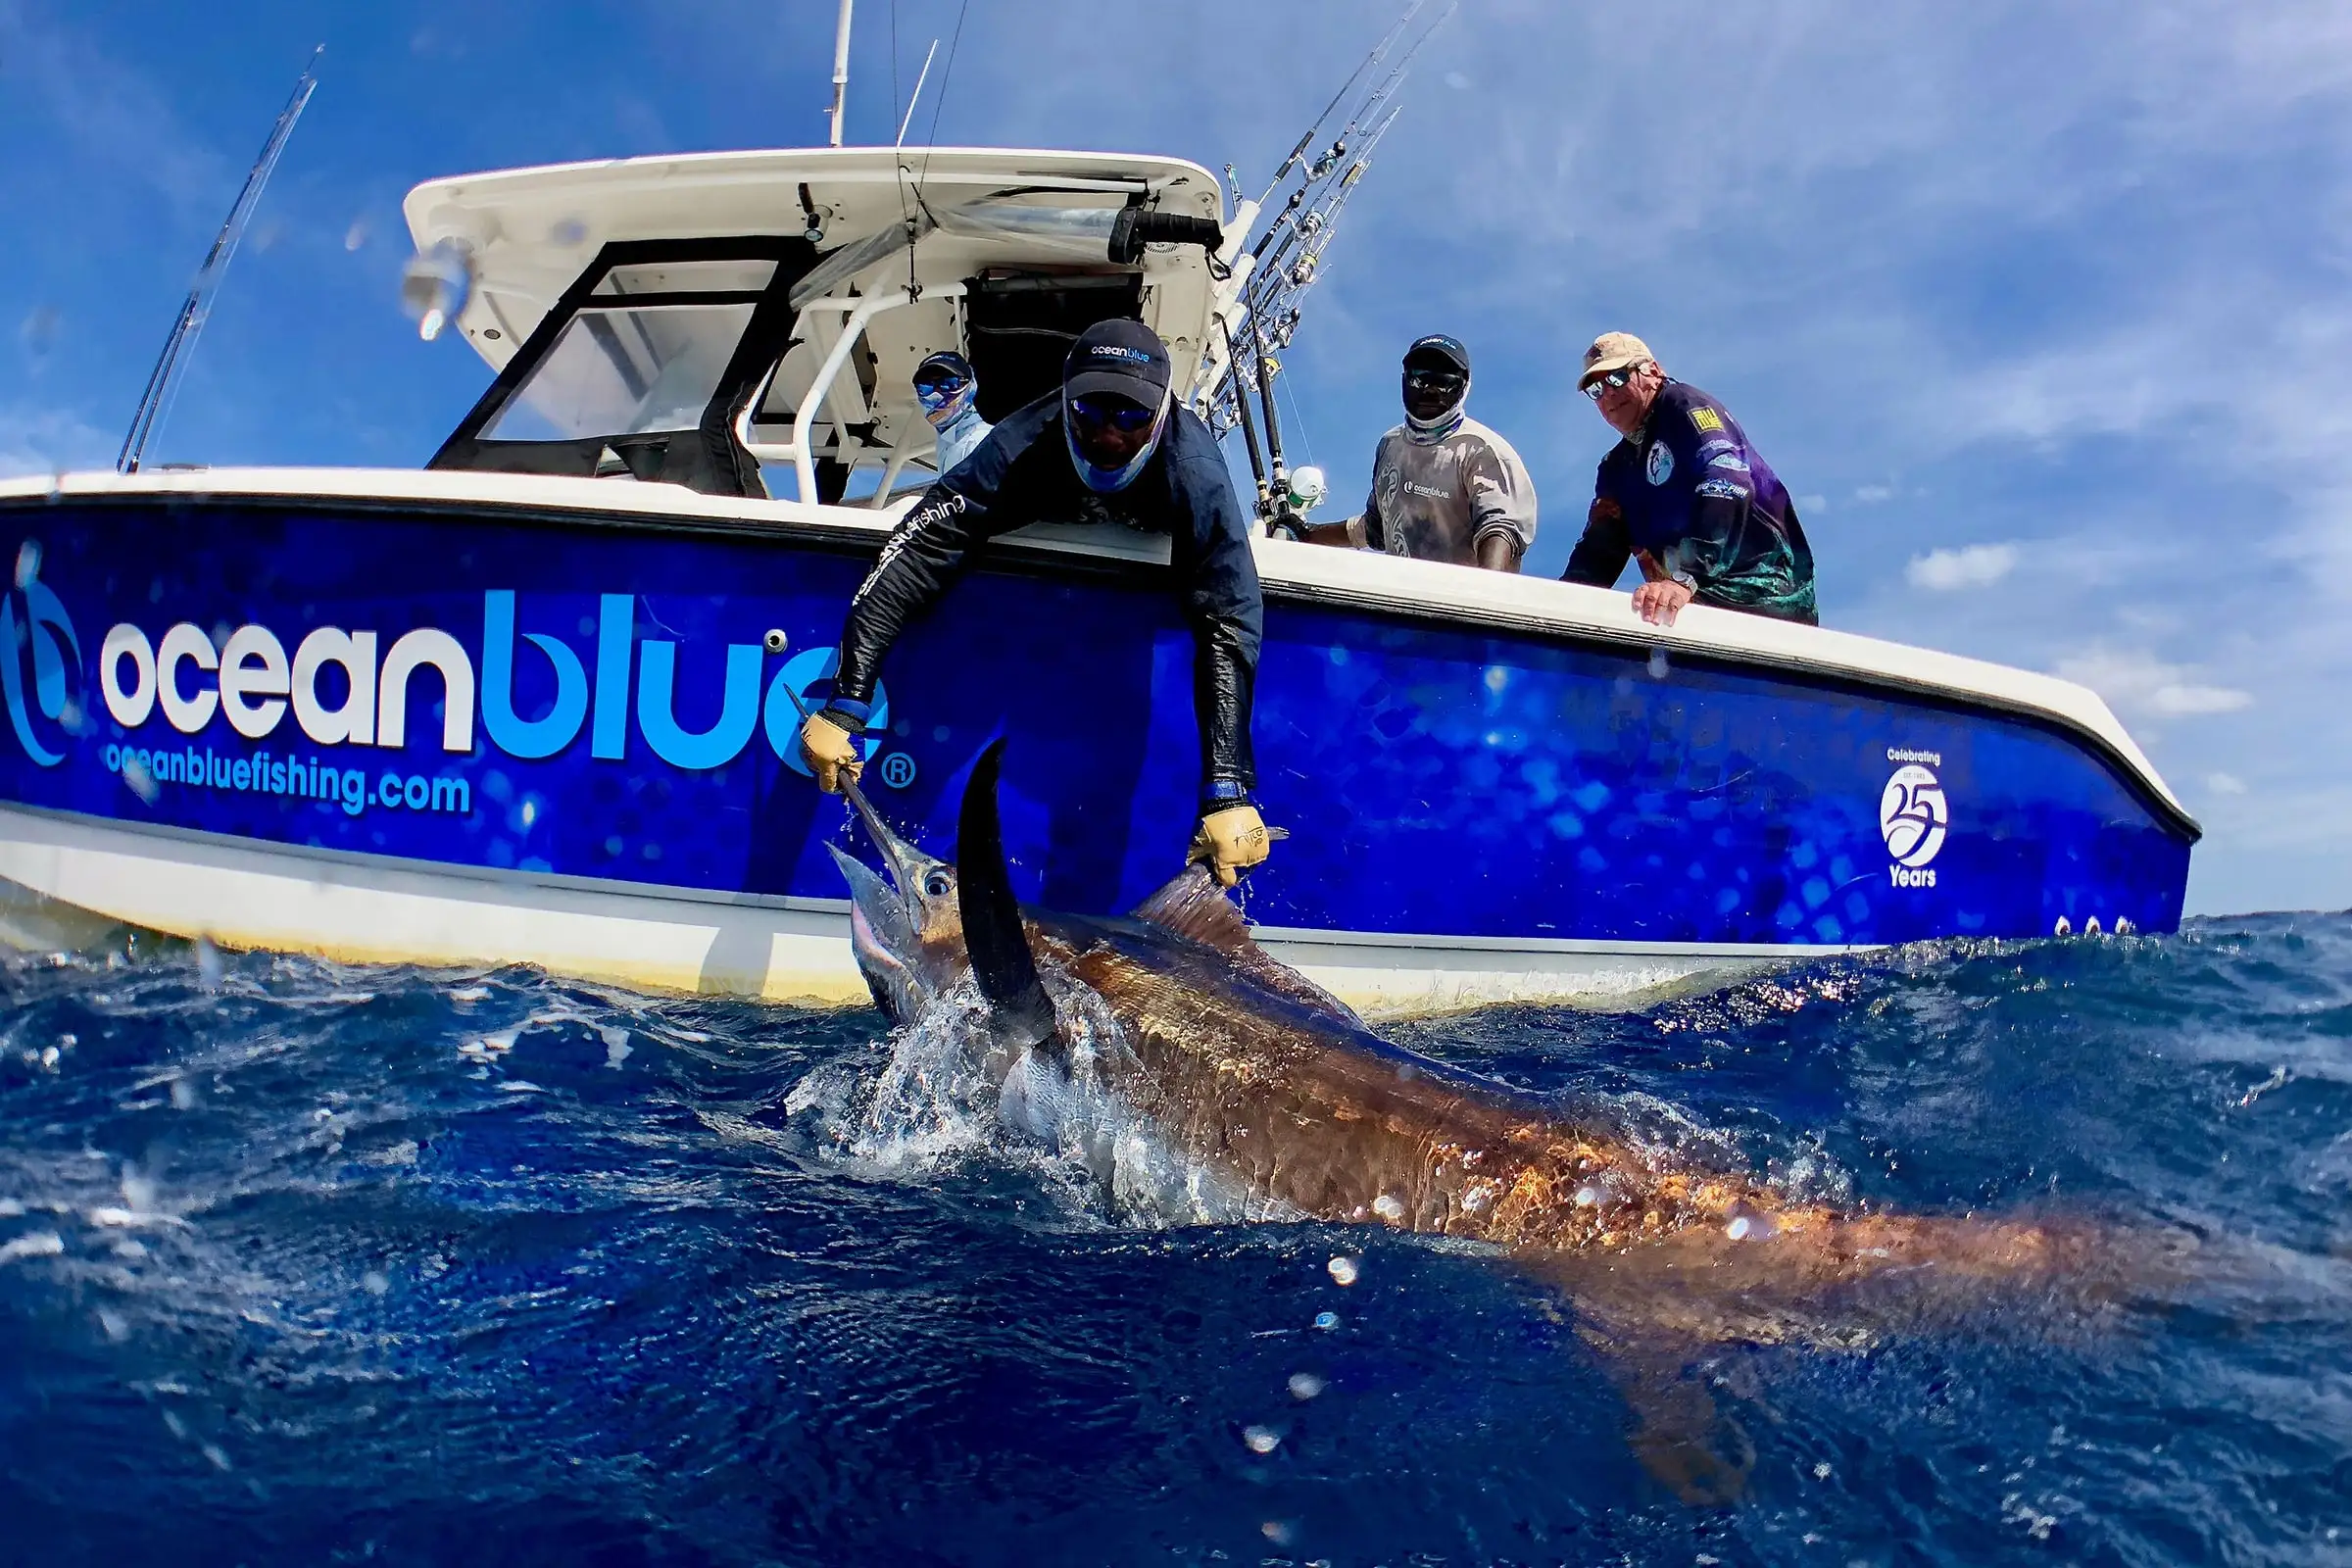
[1560,332,1817,626]
[799,319,1272,887]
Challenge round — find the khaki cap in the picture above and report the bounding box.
[1579,331,1656,388]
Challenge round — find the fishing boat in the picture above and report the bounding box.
[0,130,2197,1013]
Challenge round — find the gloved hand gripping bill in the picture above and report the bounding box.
[1190,801,1271,888]
[799,709,866,794]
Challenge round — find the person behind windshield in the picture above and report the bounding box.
[911,350,993,475]
[1293,334,1537,571]
[800,319,1272,887]
[1560,332,1816,626]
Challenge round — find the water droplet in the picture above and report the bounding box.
[1325,1255,1359,1287]
[122,750,159,804]
[194,935,224,989]
[1647,647,1670,679]
[1287,1373,1325,1400]
[97,1308,128,1342]
[1371,1194,1403,1222]
[1574,1184,1603,1207]
[1814,1461,1833,1479]
[1242,1424,1281,1454]
[170,1077,198,1110]
[549,217,589,247]
[343,218,369,252]
[401,239,474,342]
[14,539,40,589]
[1259,1519,1295,1545]
[18,305,61,359]
[361,1269,390,1296]
[1311,1311,1338,1331]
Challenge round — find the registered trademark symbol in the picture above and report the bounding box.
[877,752,917,790]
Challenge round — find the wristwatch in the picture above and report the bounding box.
[1670,569,1697,591]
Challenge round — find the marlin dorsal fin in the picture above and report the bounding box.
[1130,865,1369,1031]
[1130,864,1257,955]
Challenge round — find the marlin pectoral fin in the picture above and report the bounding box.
[1568,1324,1756,1507]
[956,740,1060,1054]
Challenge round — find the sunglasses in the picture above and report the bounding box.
[912,372,967,396]
[1403,368,1466,393]
[1582,365,1649,400]
[1068,394,1157,433]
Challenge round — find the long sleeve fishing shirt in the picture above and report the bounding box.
[829,394,1264,802]
[1562,380,1818,624]
[1347,418,1540,568]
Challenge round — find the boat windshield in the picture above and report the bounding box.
[481,301,757,442]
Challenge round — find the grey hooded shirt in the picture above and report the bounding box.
[1347,417,1539,568]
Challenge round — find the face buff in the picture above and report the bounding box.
[913,353,978,429]
[1063,387,1172,495]
[1401,335,1473,446]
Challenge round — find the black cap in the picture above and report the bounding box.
[914,349,974,384]
[1064,318,1172,406]
[1403,333,1470,376]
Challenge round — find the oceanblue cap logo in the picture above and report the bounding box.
[2,540,84,767]
[1088,345,1152,364]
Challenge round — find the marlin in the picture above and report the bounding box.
[828,741,2181,1500]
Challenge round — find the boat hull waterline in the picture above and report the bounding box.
[0,483,2194,1011]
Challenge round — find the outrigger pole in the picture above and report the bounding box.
[117,45,322,475]
[827,0,856,147]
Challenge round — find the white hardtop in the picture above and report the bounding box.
[403,147,1231,450]
[0,465,2193,831]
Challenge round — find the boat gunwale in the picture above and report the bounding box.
[0,469,2201,844]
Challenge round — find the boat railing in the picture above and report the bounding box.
[736,281,966,509]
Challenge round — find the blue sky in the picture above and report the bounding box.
[3,0,2347,916]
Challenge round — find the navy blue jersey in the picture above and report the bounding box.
[1562,381,1817,624]
[832,393,1263,798]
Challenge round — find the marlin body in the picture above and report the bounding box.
[828,743,2152,1497]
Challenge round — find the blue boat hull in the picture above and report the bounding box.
[0,493,2193,973]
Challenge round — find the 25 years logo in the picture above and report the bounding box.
[1881,750,1947,889]
[2,542,84,767]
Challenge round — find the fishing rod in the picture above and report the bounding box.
[118,45,322,474]
[1252,0,1424,209]
[1218,314,1270,513]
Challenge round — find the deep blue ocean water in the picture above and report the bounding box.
[1,914,2347,1567]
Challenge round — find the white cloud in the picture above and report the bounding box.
[0,405,111,479]
[2207,772,2248,795]
[1852,484,1895,504]
[1907,542,2017,591]
[2054,647,2254,718]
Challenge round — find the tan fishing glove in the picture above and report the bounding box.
[799,711,864,793]
[1189,803,1271,888]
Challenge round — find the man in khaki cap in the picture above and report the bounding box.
[1560,332,1816,626]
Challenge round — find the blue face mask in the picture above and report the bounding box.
[915,377,975,429]
[1062,388,1170,494]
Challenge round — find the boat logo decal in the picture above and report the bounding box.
[90,588,895,783]
[1,540,84,769]
[1881,752,1947,887]
[1645,441,1674,485]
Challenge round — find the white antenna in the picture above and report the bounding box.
[896,38,939,147]
[827,0,856,147]
[118,45,322,474]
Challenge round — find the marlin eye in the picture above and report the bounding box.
[923,870,953,898]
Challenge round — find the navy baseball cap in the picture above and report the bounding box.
[1403,334,1470,375]
[1064,318,1172,406]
